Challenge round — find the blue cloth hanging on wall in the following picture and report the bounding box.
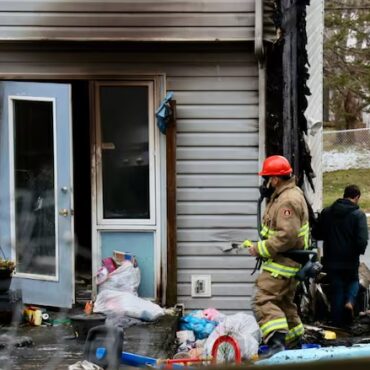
[155,91,174,134]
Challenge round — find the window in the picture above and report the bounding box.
[96,82,155,224]
[12,98,57,276]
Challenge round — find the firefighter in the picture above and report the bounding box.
[244,155,309,354]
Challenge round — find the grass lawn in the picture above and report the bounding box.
[323,169,370,214]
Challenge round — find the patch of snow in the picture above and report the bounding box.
[323,148,370,172]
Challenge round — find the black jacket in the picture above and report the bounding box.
[313,198,368,271]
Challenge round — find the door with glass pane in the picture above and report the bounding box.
[0,82,74,308]
[94,81,159,299]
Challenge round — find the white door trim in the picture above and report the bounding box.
[8,95,60,282]
[91,76,166,301]
[95,80,156,226]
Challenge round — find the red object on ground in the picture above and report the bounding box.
[84,301,93,315]
[211,335,242,364]
[163,335,242,368]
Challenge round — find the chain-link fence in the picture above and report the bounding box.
[323,128,370,172]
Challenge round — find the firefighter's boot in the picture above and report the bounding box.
[266,331,286,357]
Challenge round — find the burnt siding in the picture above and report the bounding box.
[0,0,257,41]
[303,0,324,210]
[264,0,277,42]
[0,45,259,312]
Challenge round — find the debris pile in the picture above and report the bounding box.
[174,308,261,364]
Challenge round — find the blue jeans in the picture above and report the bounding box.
[327,269,359,327]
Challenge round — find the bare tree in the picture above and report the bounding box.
[324,0,370,132]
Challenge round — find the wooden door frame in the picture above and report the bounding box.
[165,100,177,306]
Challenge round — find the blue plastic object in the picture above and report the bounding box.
[179,311,218,339]
[256,344,370,366]
[155,91,174,134]
[121,352,186,369]
[121,352,157,367]
[96,347,107,360]
[301,343,321,349]
[258,345,270,355]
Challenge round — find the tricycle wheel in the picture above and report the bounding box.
[211,335,241,364]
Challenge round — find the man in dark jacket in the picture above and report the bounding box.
[313,185,368,327]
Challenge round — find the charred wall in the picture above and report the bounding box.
[265,0,315,190]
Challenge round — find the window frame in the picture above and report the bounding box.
[95,80,156,226]
[9,96,60,281]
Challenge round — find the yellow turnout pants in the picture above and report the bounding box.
[253,270,304,345]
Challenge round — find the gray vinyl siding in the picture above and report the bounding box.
[174,58,259,312]
[0,45,259,313]
[304,0,324,211]
[0,0,256,42]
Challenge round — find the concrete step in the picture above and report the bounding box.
[124,314,179,360]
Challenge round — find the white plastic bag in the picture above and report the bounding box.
[68,360,103,370]
[204,313,261,360]
[93,290,164,321]
[98,260,140,295]
[96,266,109,285]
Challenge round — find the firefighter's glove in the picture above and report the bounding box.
[242,240,254,248]
[242,240,258,256]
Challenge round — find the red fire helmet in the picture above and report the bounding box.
[258,155,293,176]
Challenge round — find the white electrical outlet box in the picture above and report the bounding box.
[191,275,212,297]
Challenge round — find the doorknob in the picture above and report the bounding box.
[59,208,69,217]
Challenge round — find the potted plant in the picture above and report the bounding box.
[0,248,15,292]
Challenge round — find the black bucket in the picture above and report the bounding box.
[0,269,12,293]
[84,325,124,370]
[69,313,106,343]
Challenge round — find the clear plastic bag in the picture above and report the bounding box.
[68,360,103,370]
[96,266,109,285]
[93,290,164,321]
[204,313,261,360]
[98,260,140,295]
